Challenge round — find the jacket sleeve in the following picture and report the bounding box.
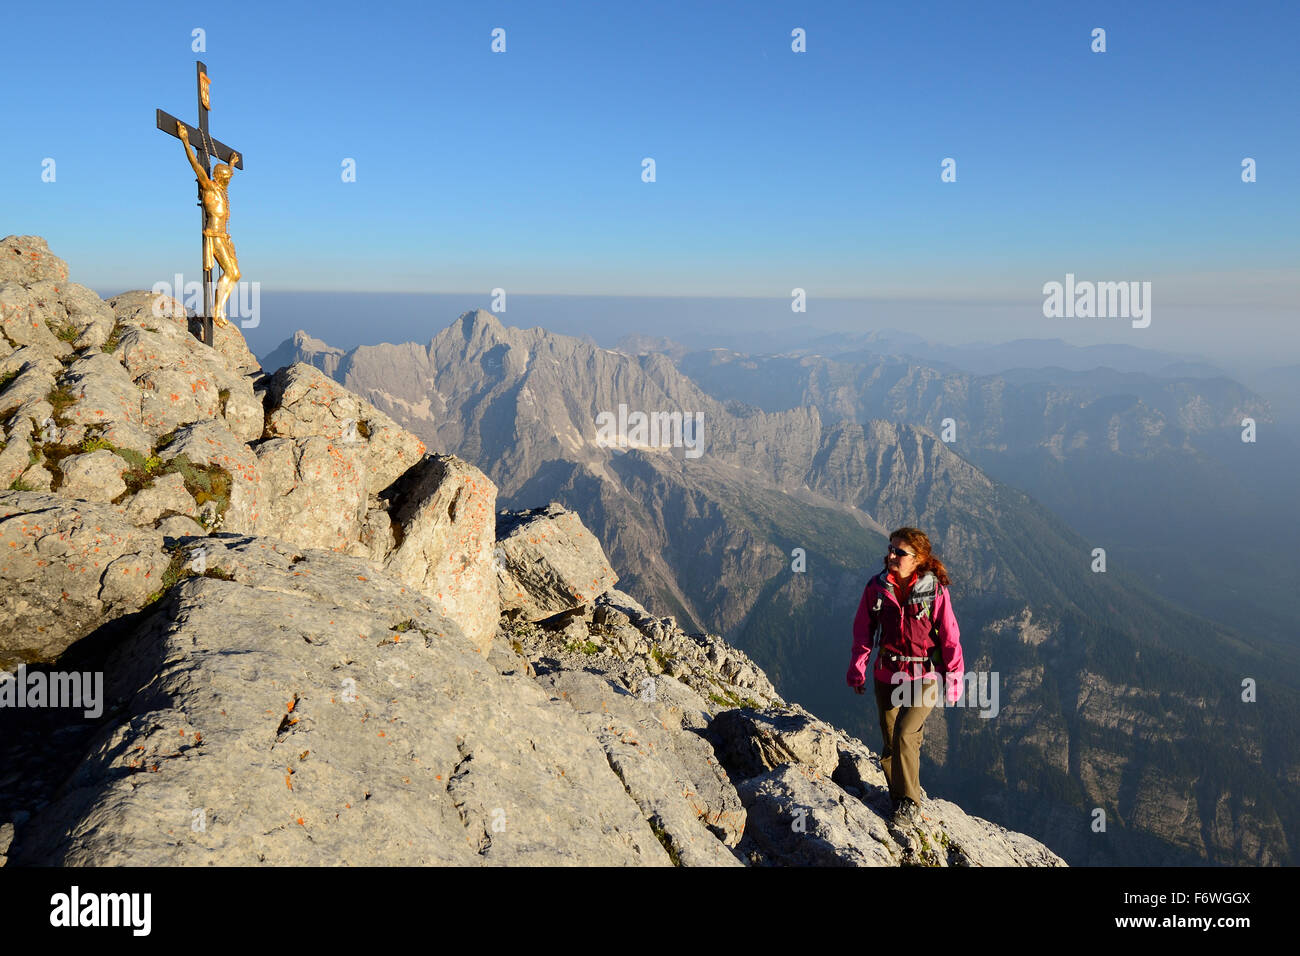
[934,585,965,701]
[846,582,874,688]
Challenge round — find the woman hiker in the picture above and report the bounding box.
[846,527,964,829]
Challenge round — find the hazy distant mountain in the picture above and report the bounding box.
[614,334,689,362]
[782,332,1233,379]
[262,329,345,379]
[1245,364,1300,426]
[262,312,1300,866]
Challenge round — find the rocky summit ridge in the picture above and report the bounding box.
[0,235,1063,866]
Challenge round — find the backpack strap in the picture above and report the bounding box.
[925,585,946,674]
[870,593,883,653]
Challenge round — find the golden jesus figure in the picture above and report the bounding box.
[176,120,240,327]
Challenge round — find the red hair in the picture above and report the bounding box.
[884,526,951,588]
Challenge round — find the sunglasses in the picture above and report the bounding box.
[888,546,915,558]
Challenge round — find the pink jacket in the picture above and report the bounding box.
[846,569,965,704]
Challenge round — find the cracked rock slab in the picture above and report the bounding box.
[736,763,899,866]
[9,536,671,866]
[536,668,744,864]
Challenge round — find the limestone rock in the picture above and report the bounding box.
[157,420,262,534]
[23,280,115,350]
[156,514,205,539]
[380,454,499,656]
[0,236,69,285]
[917,798,1069,867]
[737,764,899,866]
[57,450,129,503]
[262,363,425,494]
[17,462,54,492]
[536,669,746,863]
[105,290,262,378]
[119,471,196,527]
[707,708,841,781]
[115,323,261,444]
[0,492,167,668]
[0,282,68,356]
[496,503,619,621]
[58,352,143,436]
[254,437,367,552]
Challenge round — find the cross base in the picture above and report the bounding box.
[188,314,215,346]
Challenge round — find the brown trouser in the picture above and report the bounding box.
[874,677,938,805]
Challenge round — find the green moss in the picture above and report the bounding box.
[101,322,125,353]
[144,548,195,605]
[381,619,432,645]
[647,818,682,866]
[44,431,230,522]
[79,435,113,454]
[143,544,233,602]
[707,687,761,710]
[53,323,80,343]
[163,453,231,518]
[117,447,166,496]
[649,645,673,669]
[46,384,77,425]
[34,441,80,489]
[0,369,18,391]
[7,478,36,491]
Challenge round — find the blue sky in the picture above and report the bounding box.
[1,0,1296,360]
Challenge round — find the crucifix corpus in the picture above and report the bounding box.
[156,61,244,345]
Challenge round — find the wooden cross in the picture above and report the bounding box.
[155,61,244,345]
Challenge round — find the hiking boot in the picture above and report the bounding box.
[892,797,922,828]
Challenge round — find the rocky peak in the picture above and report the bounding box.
[457,307,507,343]
[261,329,346,379]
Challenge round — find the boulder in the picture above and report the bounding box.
[706,708,841,781]
[0,492,168,668]
[105,290,262,378]
[0,236,69,285]
[57,450,129,503]
[254,437,367,552]
[119,471,196,527]
[158,420,263,534]
[379,454,499,656]
[0,282,69,356]
[736,764,899,866]
[495,503,619,621]
[262,363,424,494]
